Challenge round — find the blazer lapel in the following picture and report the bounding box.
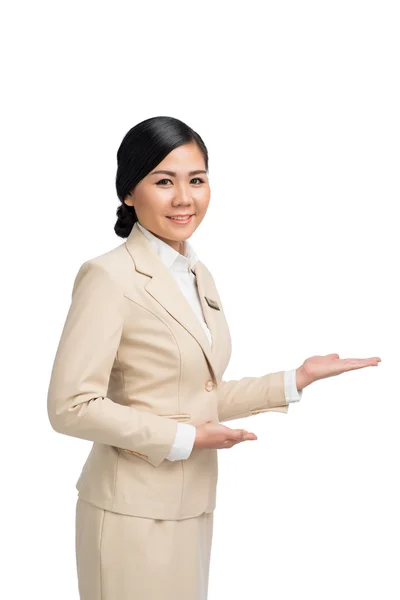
[192,261,219,361]
[125,223,217,380]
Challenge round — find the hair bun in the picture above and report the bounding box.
[114,202,137,238]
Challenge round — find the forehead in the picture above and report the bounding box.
[155,143,205,171]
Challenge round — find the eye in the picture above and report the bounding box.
[155,177,205,186]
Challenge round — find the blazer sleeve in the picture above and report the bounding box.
[217,371,289,422]
[47,260,178,468]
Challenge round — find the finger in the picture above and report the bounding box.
[237,429,257,440]
[227,429,247,441]
[342,357,381,362]
[339,358,381,372]
[326,353,340,359]
[242,432,257,440]
[223,440,234,448]
[344,357,381,366]
[230,432,258,443]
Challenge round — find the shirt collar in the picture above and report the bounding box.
[136,221,199,273]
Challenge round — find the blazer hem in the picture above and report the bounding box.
[76,491,216,521]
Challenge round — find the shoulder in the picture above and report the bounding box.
[72,242,130,296]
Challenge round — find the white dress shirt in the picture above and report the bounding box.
[136,221,302,461]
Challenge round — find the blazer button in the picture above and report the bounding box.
[205,380,214,392]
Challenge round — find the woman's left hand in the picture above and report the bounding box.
[296,353,381,390]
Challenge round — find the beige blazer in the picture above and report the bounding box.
[47,222,289,520]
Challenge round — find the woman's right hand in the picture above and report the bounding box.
[193,421,257,450]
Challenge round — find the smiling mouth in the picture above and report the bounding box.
[166,214,194,221]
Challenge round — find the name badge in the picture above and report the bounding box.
[204,296,220,310]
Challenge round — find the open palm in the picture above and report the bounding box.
[301,353,381,384]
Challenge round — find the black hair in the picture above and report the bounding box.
[114,116,209,238]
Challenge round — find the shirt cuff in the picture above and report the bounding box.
[166,423,197,461]
[284,369,303,403]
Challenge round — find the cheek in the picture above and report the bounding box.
[141,190,172,215]
[194,188,210,208]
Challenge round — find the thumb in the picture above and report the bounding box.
[227,428,246,441]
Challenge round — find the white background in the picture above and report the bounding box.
[1,1,398,598]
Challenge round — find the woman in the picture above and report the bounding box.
[47,115,381,599]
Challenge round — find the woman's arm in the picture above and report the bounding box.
[216,355,381,423]
[217,370,289,422]
[47,260,178,468]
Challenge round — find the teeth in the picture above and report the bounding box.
[169,215,191,220]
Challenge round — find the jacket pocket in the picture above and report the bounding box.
[158,413,191,422]
[122,449,149,458]
[118,414,191,457]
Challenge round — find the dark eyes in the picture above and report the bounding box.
[155,177,205,186]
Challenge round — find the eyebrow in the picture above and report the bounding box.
[150,169,207,177]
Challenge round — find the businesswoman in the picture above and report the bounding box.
[47,115,381,600]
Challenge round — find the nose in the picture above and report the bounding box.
[173,183,193,207]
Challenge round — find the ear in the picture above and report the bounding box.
[124,192,134,207]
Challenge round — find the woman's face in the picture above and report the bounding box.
[124,142,210,252]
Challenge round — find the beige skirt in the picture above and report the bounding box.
[75,497,214,600]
